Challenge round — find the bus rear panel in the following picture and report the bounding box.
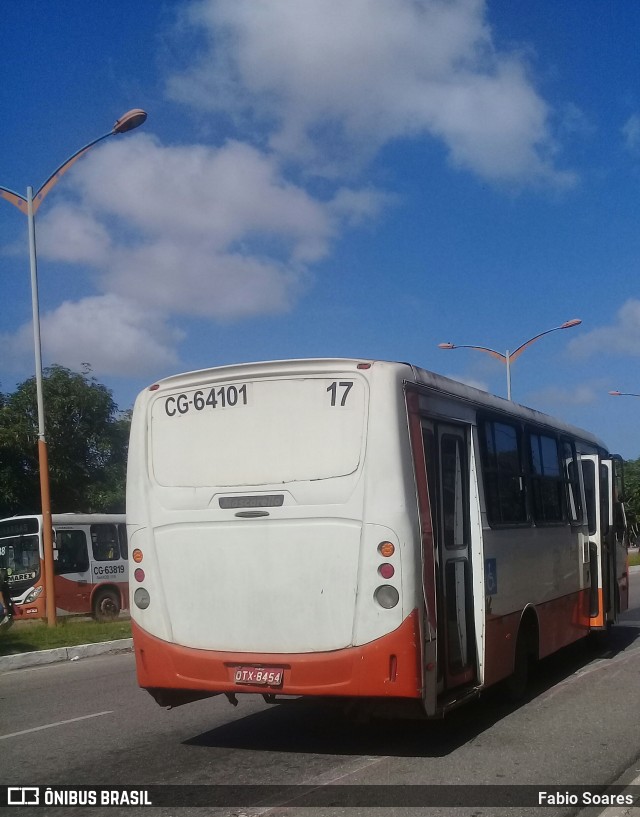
[128,361,424,708]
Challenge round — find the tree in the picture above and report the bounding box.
[0,365,130,516]
[623,457,640,542]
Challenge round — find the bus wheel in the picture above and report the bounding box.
[505,630,530,702]
[93,589,120,622]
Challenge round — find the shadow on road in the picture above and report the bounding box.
[184,620,640,760]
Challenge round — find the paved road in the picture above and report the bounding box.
[2,573,639,817]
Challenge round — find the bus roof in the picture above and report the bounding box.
[407,362,609,452]
[144,357,610,453]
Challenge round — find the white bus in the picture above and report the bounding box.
[0,513,128,621]
[126,359,628,716]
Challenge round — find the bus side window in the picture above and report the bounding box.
[599,464,610,536]
[479,419,527,525]
[55,530,89,575]
[581,460,597,535]
[562,440,583,525]
[91,525,120,562]
[528,432,564,524]
[118,524,128,560]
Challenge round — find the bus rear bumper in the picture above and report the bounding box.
[132,610,422,703]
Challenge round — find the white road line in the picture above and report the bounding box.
[0,710,113,740]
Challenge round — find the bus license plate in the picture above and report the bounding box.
[233,667,284,687]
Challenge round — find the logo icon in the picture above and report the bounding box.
[8,788,40,806]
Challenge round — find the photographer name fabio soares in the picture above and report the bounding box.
[538,790,636,806]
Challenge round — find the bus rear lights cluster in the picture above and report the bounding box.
[374,585,399,609]
[378,563,395,579]
[134,588,150,610]
[132,549,143,564]
[378,541,395,558]
[134,568,145,583]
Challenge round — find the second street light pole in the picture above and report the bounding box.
[438,319,582,401]
[0,109,147,626]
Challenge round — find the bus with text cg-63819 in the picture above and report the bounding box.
[126,359,628,717]
[0,514,128,622]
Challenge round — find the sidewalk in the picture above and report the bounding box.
[0,637,133,672]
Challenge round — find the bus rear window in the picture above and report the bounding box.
[150,377,366,487]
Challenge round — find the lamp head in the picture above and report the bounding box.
[438,343,455,350]
[113,109,147,134]
[609,391,622,396]
[561,318,582,329]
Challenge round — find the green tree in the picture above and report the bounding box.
[623,457,640,540]
[0,365,129,516]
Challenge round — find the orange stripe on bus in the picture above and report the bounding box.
[132,610,422,699]
[590,588,605,629]
[483,589,591,688]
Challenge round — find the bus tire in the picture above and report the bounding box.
[93,588,120,622]
[505,628,531,702]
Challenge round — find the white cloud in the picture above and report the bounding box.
[167,0,574,185]
[37,204,111,265]
[71,137,335,256]
[0,295,182,376]
[622,113,640,151]
[0,126,387,375]
[528,383,604,406]
[105,241,303,319]
[1,133,385,373]
[568,299,640,359]
[34,135,384,323]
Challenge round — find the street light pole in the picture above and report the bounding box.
[438,318,582,401]
[0,109,147,626]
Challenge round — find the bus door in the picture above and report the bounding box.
[422,420,476,691]
[54,526,91,613]
[581,455,618,628]
[603,457,629,620]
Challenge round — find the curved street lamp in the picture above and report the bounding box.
[609,391,640,398]
[438,319,582,401]
[0,109,147,626]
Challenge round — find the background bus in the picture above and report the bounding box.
[0,513,128,621]
[127,359,628,716]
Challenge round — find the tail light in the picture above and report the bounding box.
[134,588,150,610]
[374,585,399,609]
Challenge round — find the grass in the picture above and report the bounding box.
[629,551,640,567]
[0,616,131,657]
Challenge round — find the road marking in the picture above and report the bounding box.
[0,710,113,741]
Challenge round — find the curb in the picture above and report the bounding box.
[0,638,133,673]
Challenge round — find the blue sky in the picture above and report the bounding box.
[1,1,639,457]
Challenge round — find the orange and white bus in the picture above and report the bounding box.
[0,513,128,622]
[126,359,628,716]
